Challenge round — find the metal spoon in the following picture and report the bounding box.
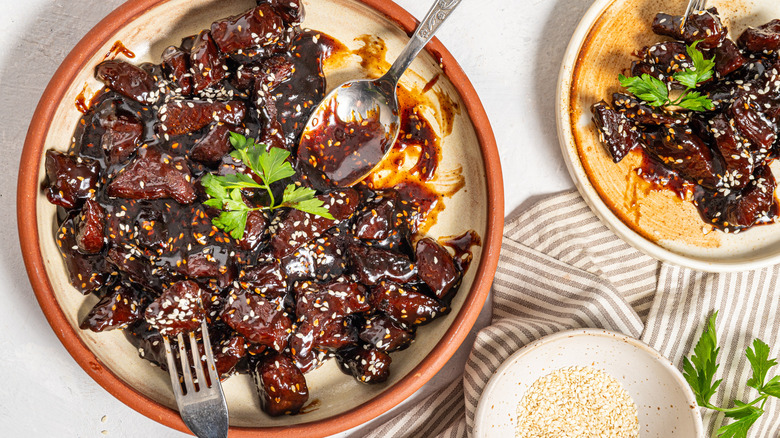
[297,0,463,188]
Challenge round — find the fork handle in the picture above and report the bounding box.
[381,0,464,86]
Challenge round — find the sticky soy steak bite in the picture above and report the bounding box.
[43,0,477,417]
[592,8,780,233]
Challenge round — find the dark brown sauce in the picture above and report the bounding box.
[317,33,351,70]
[75,83,96,114]
[395,88,439,181]
[439,230,481,272]
[270,32,329,148]
[365,99,444,233]
[105,40,136,60]
[422,73,440,94]
[342,35,468,231]
[635,154,694,200]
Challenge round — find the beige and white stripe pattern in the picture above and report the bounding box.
[365,190,780,437]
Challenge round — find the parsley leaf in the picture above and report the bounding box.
[618,40,714,112]
[209,172,263,190]
[212,210,249,240]
[683,312,780,437]
[202,132,333,239]
[760,377,780,397]
[257,147,297,185]
[677,90,715,111]
[717,406,763,438]
[201,174,228,199]
[746,339,777,391]
[281,185,335,219]
[683,311,722,407]
[685,40,715,84]
[619,73,669,107]
[228,131,248,149]
[229,133,295,185]
[672,69,701,90]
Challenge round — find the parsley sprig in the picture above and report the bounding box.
[618,41,715,112]
[683,312,780,437]
[201,132,333,240]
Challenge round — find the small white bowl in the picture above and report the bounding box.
[473,329,703,437]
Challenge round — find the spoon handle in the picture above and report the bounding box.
[382,0,463,85]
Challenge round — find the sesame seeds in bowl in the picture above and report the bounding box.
[514,366,639,437]
[473,329,703,438]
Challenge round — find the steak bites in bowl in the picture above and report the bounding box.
[592,8,780,234]
[42,0,480,418]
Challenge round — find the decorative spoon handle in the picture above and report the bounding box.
[382,0,464,85]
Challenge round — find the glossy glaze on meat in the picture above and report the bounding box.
[592,8,780,232]
[43,0,479,416]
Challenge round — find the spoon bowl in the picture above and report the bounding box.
[298,0,464,188]
[297,77,399,188]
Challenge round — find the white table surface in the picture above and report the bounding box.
[0,0,583,435]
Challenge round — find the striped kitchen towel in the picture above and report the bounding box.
[365,190,780,437]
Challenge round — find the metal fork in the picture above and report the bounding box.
[163,321,229,438]
[682,0,708,28]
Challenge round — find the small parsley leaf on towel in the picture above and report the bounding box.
[684,312,780,437]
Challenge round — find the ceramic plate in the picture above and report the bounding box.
[473,329,703,437]
[17,0,504,435]
[557,0,780,272]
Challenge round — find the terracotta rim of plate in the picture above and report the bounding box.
[16,0,504,436]
[556,0,779,273]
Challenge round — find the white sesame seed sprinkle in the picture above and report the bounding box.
[515,366,638,438]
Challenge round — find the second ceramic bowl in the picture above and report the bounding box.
[557,0,780,272]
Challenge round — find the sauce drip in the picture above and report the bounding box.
[75,83,96,114]
[635,154,694,200]
[347,35,465,230]
[422,73,440,94]
[105,40,136,60]
[352,35,390,78]
[299,398,321,414]
[439,230,481,272]
[395,93,440,181]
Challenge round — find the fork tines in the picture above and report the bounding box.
[681,0,708,28]
[163,322,216,395]
[163,320,228,438]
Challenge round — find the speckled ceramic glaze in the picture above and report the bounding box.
[17,0,504,435]
[558,0,780,272]
[473,329,703,437]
